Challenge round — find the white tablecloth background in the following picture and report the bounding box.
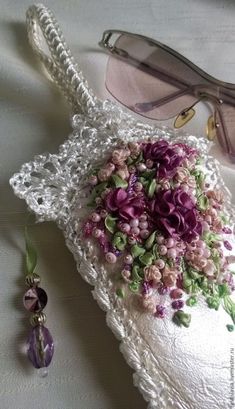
[1,1,235,408]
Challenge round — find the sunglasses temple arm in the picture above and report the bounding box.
[216,107,234,156]
[134,87,193,113]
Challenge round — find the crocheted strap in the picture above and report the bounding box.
[26,4,96,112]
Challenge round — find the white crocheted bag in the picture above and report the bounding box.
[10,5,235,409]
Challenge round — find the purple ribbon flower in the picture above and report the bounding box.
[105,188,145,220]
[151,188,202,242]
[142,140,185,179]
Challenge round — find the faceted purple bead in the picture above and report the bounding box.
[23,287,48,312]
[27,325,54,368]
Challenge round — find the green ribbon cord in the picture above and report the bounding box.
[25,227,38,276]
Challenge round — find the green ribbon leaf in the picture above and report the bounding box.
[112,231,127,251]
[116,288,125,298]
[145,231,156,250]
[186,296,197,307]
[147,179,157,198]
[88,182,108,205]
[218,283,230,298]
[111,174,128,189]
[139,252,154,266]
[131,244,146,258]
[132,264,144,282]
[197,194,209,211]
[25,228,37,275]
[105,215,117,234]
[173,310,191,328]
[129,281,140,293]
[223,296,235,324]
[203,231,221,247]
[206,295,220,311]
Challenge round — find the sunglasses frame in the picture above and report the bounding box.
[99,29,235,158]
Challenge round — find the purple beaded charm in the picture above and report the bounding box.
[27,325,54,368]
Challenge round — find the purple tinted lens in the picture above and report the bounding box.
[106,34,206,120]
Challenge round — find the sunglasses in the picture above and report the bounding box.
[99,30,235,161]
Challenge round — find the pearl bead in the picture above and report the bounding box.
[120,223,131,233]
[88,175,98,185]
[205,215,212,224]
[106,162,115,172]
[170,288,183,300]
[203,248,211,258]
[197,240,206,249]
[100,209,108,218]
[128,237,137,245]
[155,259,165,269]
[195,248,204,257]
[156,236,165,245]
[128,165,136,174]
[166,238,175,248]
[146,159,154,168]
[140,229,150,239]
[159,245,167,256]
[202,221,209,231]
[131,227,140,236]
[105,252,117,264]
[139,214,147,222]
[134,182,143,192]
[92,228,102,238]
[130,219,139,228]
[167,248,177,259]
[124,254,133,264]
[137,163,147,172]
[139,221,148,230]
[90,212,101,223]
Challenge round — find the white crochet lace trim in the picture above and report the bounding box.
[10,5,235,409]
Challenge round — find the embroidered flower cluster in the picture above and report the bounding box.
[83,140,235,329]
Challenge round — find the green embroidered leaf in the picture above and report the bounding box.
[139,177,149,188]
[182,271,193,292]
[153,243,160,258]
[145,231,156,249]
[116,288,125,298]
[25,228,37,275]
[186,296,197,307]
[197,194,209,211]
[112,232,127,251]
[141,169,156,179]
[206,295,220,311]
[147,179,157,198]
[173,311,191,328]
[88,182,108,205]
[192,169,205,189]
[105,215,117,234]
[220,213,229,224]
[203,231,221,246]
[226,324,234,332]
[132,264,143,282]
[218,283,230,298]
[188,267,202,279]
[139,252,154,266]
[132,151,143,165]
[111,174,128,189]
[129,281,140,293]
[223,296,235,324]
[131,244,146,258]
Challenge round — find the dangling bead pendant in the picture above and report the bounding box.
[23,229,54,373]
